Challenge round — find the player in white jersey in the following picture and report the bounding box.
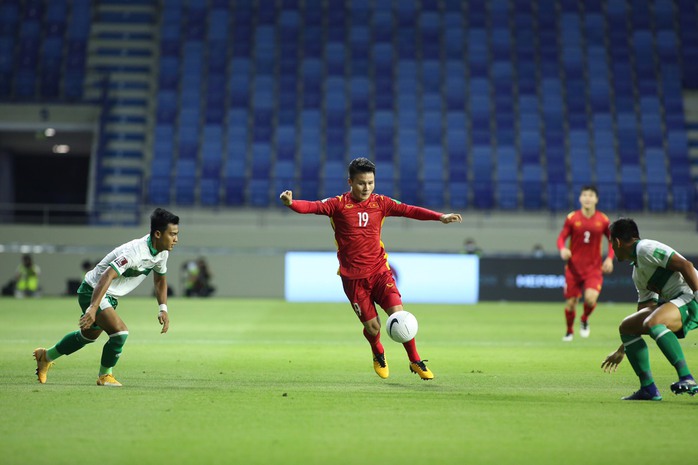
[601,218,698,400]
[33,208,180,387]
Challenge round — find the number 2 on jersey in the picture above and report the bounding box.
[358,212,369,227]
[583,231,590,243]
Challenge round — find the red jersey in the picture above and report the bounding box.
[556,209,614,275]
[288,192,443,279]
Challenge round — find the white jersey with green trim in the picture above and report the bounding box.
[85,234,168,297]
[632,239,694,305]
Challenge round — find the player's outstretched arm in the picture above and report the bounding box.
[279,190,293,206]
[279,191,331,215]
[439,213,463,224]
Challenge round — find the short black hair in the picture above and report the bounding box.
[150,208,179,236]
[580,185,598,196]
[348,157,376,180]
[609,218,640,242]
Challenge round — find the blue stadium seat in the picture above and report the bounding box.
[449,181,468,209]
[518,164,541,210]
[200,179,220,206]
[224,177,245,205]
[597,183,619,211]
[472,181,495,209]
[148,177,171,205]
[672,184,695,212]
[547,182,570,212]
[421,180,444,208]
[248,179,271,206]
[325,42,345,76]
[174,176,196,205]
[647,182,668,212]
[619,165,644,211]
[471,146,494,209]
[496,180,519,210]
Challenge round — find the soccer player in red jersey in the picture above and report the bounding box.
[279,158,462,380]
[557,185,614,341]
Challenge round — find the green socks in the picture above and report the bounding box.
[100,331,128,370]
[649,324,691,378]
[47,330,128,376]
[98,365,113,376]
[622,334,654,387]
[49,331,96,360]
[622,324,692,386]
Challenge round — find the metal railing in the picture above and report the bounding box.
[0,203,141,226]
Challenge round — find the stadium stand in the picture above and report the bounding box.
[1,0,697,217]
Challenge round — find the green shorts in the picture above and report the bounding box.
[77,281,118,329]
[676,300,698,339]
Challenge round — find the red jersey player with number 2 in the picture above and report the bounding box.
[280,158,462,380]
[557,185,614,342]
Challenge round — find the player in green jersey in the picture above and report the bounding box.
[601,218,698,400]
[33,208,179,387]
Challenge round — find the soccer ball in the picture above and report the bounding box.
[385,311,418,343]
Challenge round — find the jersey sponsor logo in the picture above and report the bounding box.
[115,256,128,267]
[369,202,378,208]
[345,204,355,209]
[386,282,394,288]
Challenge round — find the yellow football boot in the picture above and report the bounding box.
[409,360,434,380]
[96,374,122,387]
[373,353,389,379]
[33,348,54,384]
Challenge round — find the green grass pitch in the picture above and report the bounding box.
[2,297,697,465]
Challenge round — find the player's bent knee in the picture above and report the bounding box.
[642,316,663,332]
[364,322,381,337]
[79,330,99,344]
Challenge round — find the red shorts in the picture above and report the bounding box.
[341,271,403,323]
[564,266,603,299]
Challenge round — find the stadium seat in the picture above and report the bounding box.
[647,183,668,212]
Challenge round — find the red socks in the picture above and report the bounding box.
[581,303,596,324]
[363,329,421,362]
[402,338,421,363]
[363,328,384,356]
[565,309,576,334]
